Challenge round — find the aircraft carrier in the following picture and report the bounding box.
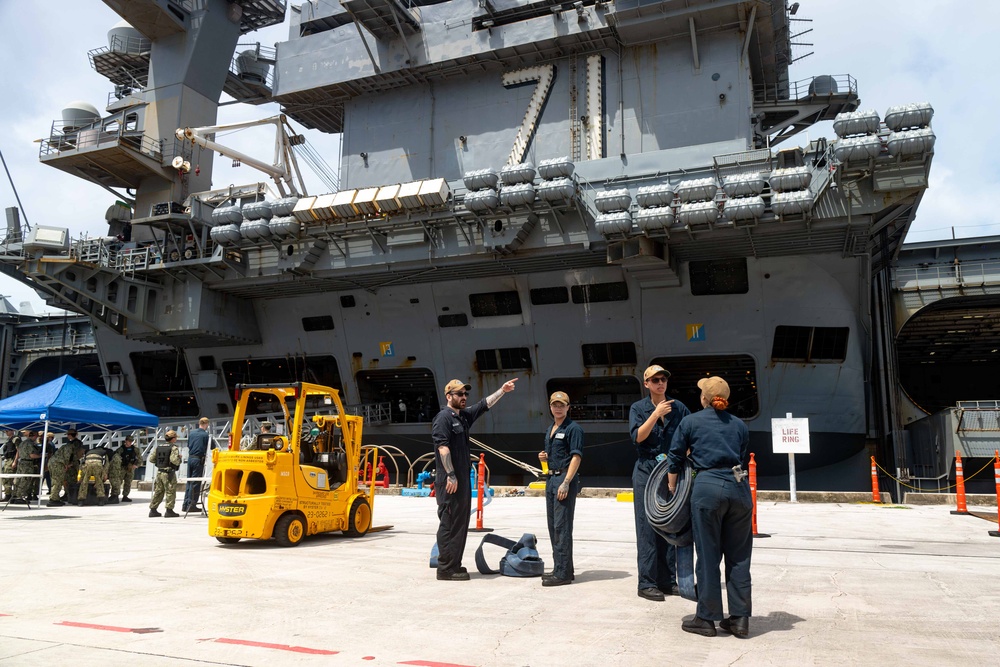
[0,0,947,488]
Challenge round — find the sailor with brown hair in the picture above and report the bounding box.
[667,376,752,638]
[629,365,690,601]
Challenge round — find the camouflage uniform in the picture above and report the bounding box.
[47,444,78,504]
[63,437,85,500]
[77,447,110,505]
[149,434,181,517]
[1,433,18,499]
[116,441,142,501]
[13,436,42,499]
[107,449,124,502]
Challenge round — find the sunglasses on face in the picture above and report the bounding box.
[450,391,469,397]
[647,376,668,384]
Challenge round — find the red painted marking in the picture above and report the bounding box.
[0,613,12,617]
[363,657,376,661]
[214,638,338,655]
[399,661,477,667]
[57,621,135,633]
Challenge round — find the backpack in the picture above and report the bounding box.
[474,533,545,577]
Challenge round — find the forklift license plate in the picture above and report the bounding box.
[217,502,247,516]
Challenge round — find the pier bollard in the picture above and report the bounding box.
[749,453,769,538]
[471,453,493,533]
[990,450,1000,538]
[951,451,969,515]
[870,456,881,503]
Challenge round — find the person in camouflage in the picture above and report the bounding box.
[77,445,110,506]
[149,430,181,518]
[108,435,141,503]
[1,430,19,501]
[46,437,81,506]
[62,430,85,501]
[107,447,124,504]
[13,431,42,500]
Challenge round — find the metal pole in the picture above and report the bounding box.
[786,413,797,502]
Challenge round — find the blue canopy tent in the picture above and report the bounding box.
[0,375,158,505]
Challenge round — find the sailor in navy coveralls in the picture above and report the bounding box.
[668,375,753,638]
[431,377,517,581]
[628,364,690,601]
[538,391,583,586]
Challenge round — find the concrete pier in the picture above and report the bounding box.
[2,493,998,666]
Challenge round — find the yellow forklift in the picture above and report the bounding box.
[207,382,376,546]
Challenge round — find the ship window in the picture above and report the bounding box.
[124,113,138,132]
[771,326,849,363]
[129,350,199,418]
[199,356,216,371]
[476,348,532,372]
[438,313,469,328]
[571,281,628,304]
[470,291,522,317]
[355,368,437,423]
[545,376,641,421]
[341,295,356,308]
[689,258,749,295]
[107,361,122,375]
[649,354,759,420]
[530,286,569,305]
[302,315,335,331]
[222,356,343,414]
[127,286,137,312]
[582,342,637,367]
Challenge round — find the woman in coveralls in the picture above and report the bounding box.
[667,376,752,638]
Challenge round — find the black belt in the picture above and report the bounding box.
[547,469,564,476]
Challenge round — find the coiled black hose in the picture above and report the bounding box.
[644,458,693,547]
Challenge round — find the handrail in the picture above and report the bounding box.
[753,74,857,106]
[40,119,163,162]
[893,260,1000,291]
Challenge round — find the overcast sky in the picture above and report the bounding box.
[1,0,998,315]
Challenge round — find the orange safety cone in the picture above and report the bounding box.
[870,456,881,504]
[990,450,1000,538]
[749,453,769,538]
[471,453,493,533]
[950,451,970,515]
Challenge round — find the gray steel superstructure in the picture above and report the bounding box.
[0,0,939,488]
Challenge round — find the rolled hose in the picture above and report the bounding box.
[644,458,693,547]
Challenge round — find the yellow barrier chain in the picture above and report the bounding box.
[874,458,995,492]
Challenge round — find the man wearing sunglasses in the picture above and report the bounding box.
[432,376,518,581]
[629,364,690,601]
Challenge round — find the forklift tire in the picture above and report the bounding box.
[274,514,305,547]
[345,496,371,537]
[215,537,241,545]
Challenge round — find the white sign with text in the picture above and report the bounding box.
[771,417,810,454]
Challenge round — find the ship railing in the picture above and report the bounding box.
[40,119,162,163]
[570,404,629,421]
[893,260,1000,291]
[753,74,857,106]
[13,332,97,352]
[347,402,392,425]
[229,43,277,89]
[72,237,118,267]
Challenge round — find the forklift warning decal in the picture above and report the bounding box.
[217,503,247,516]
